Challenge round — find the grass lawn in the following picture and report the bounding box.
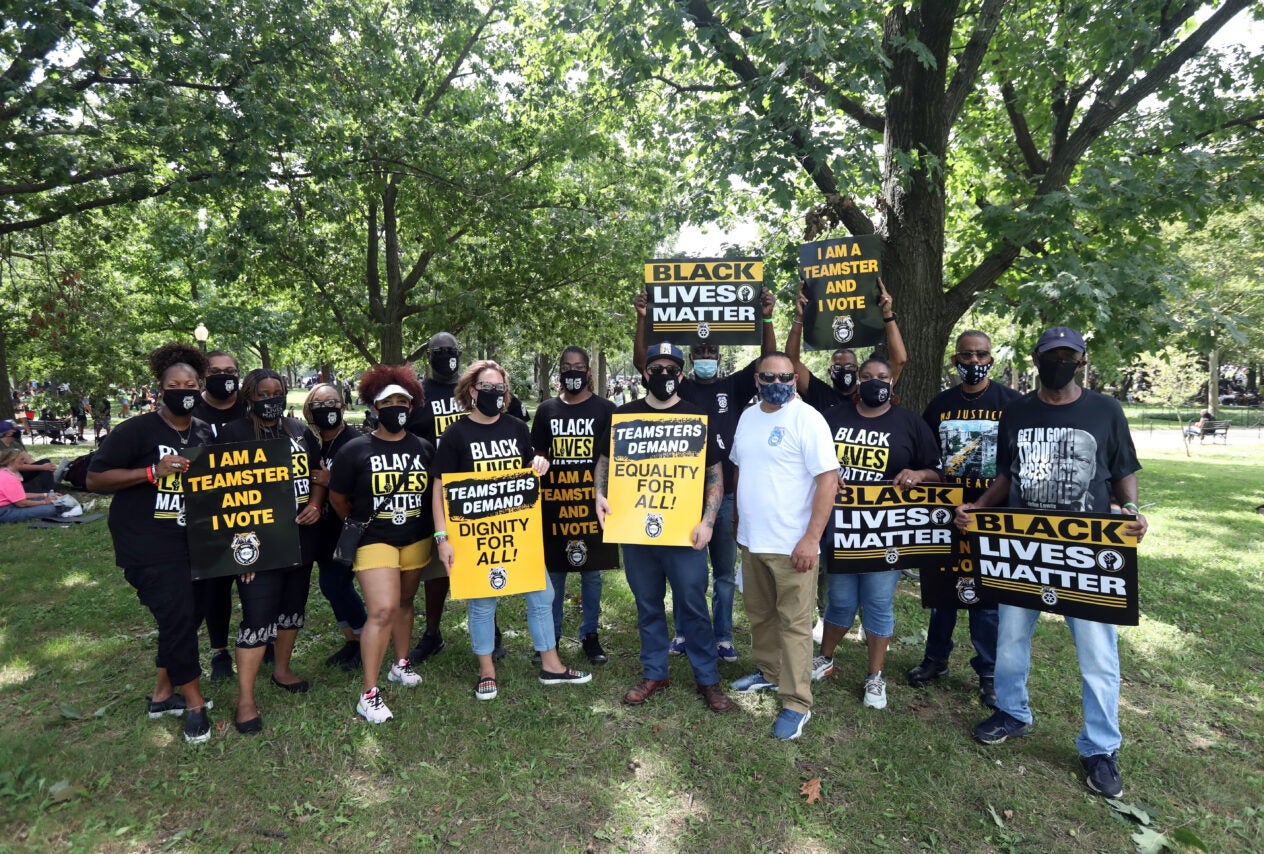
[1,426,1261,851]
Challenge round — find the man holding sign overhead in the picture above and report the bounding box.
[956,326,1148,799]
[596,343,730,714]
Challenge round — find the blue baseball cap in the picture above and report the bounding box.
[646,342,685,368]
[1034,326,1086,354]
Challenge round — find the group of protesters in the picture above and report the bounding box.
[87,283,1147,799]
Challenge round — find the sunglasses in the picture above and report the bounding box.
[475,382,507,393]
[206,367,239,376]
[310,400,341,410]
[646,365,681,376]
[758,372,796,383]
[955,350,991,360]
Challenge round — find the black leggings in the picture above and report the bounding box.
[123,562,201,686]
[235,563,312,648]
[196,575,235,649]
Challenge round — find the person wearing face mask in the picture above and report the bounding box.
[813,356,942,710]
[210,369,324,734]
[87,344,216,744]
[406,333,530,666]
[432,361,591,701]
[303,383,368,671]
[728,353,837,740]
[631,288,778,664]
[328,366,436,724]
[956,326,1147,800]
[190,350,248,682]
[908,331,1022,709]
[595,343,731,714]
[531,347,618,664]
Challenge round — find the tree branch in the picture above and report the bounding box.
[1001,82,1048,176]
[415,3,496,116]
[0,170,217,236]
[0,164,143,197]
[800,69,884,133]
[943,0,1008,126]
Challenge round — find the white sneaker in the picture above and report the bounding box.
[812,617,824,644]
[388,658,421,688]
[863,673,887,709]
[356,688,393,723]
[810,655,835,681]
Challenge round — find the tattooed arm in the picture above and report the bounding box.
[594,454,611,528]
[691,462,723,551]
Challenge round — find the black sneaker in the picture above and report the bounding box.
[906,658,949,687]
[973,709,1030,745]
[1082,752,1123,798]
[408,631,445,664]
[183,706,212,744]
[491,627,506,662]
[978,676,997,709]
[324,641,362,671]
[147,693,188,719]
[209,650,234,682]
[582,632,609,665]
[531,649,542,667]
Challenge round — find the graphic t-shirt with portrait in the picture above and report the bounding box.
[328,433,435,546]
[922,381,1023,501]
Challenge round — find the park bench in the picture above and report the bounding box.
[1192,419,1231,445]
[26,418,82,445]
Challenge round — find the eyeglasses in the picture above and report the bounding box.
[955,350,991,360]
[475,382,507,393]
[758,372,796,383]
[646,365,681,377]
[207,367,239,376]
[310,400,341,410]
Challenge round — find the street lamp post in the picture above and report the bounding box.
[194,322,209,352]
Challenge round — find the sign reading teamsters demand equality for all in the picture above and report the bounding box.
[965,509,1139,625]
[603,412,708,547]
[644,258,763,345]
[441,468,546,599]
[183,439,301,581]
[828,482,964,576]
[798,235,885,350]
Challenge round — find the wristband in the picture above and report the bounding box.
[146,464,157,484]
[883,313,897,323]
[791,319,803,326]
[1122,502,1139,513]
[433,530,448,540]
[763,318,774,324]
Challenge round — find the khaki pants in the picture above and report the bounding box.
[740,548,817,714]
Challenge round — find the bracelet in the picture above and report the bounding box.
[433,530,447,539]
[1122,502,1139,513]
[791,319,803,326]
[763,318,773,324]
[146,464,157,484]
[883,313,897,323]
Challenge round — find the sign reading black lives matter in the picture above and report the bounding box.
[798,235,884,350]
[965,509,1139,625]
[644,258,763,345]
[828,482,963,575]
[184,439,301,581]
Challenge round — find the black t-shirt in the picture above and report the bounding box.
[531,394,618,572]
[406,377,530,445]
[432,416,534,476]
[314,426,358,554]
[922,381,1023,501]
[328,433,436,546]
[191,394,248,427]
[824,401,941,483]
[677,359,757,492]
[994,390,1140,512]
[88,411,213,568]
[803,372,848,415]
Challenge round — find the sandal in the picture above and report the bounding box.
[271,675,310,694]
[475,676,498,701]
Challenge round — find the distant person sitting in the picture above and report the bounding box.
[1183,410,1213,438]
[0,420,56,492]
[0,449,68,523]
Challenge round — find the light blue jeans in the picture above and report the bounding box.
[823,570,901,637]
[0,504,59,523]
[549,570,602,640]
[467,573,557,656]
[994,604,1121,757]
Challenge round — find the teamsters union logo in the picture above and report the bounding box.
[644,513,664,539]
[956,578,978,605]
[697,321,711,338]
[768,427,785,447]
[232,532,261,566]
[181,394,197,411]
[832,315,855,344]
[489,567,508,590]
[392,504,407,525]
[884,547,899,565]
[566,539,588,567]
[1040,586,1058,606]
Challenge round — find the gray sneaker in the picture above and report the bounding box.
[732,669,777,693]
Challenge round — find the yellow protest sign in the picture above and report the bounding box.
[441,468,545,599]
[603,412,707,546]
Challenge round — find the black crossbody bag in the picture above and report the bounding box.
[332,465,412,566]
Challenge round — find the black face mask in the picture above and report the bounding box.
[315,408,343,430]
[430,351,459,379]
[1037,357,1080,391]
[251,396,286,421]
[956,362,992,386]
[858,379,891,407]
[163,389,199,416]
[645,372,678,402]
[474,389,504,417]
[560,370,588,394]
[830,365,858,393]
[377,405,409,433]
[206,374,238,400]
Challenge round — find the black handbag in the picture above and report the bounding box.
[332,464,412,566]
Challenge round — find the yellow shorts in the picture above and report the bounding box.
[352,539,433,573]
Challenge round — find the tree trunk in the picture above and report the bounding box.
[0,324,13,420]
[596,349,608,397]
[1207,343,1219,416]
[534,353,551,403]
[258,341,272,372]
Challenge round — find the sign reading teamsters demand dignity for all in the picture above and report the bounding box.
[798,235,885,350]
[965,509,1139,625]
[442,468,545,599]
[603,412,707,547]
[828,482,963,576]
[644,258,763,345]
[184,439,301,581]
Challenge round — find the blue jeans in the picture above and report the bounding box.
[468,574,557,656]
[824,570,901,637]
[671,493,736,643]
[0,504,59,523]
[994,604,1121,757]
[623,543,719,686]
[549,570,602,639]
[923,605,998,678]
[317,557,367,633]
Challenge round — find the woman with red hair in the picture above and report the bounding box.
[328,365,435,724]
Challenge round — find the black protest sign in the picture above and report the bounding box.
[828,482,962,574]
[644,258,763,345]
[540,427,618,574]
[919,537,987,611]
[185,439,301,580]
[965,509,1139,625]
[798,235,884,350]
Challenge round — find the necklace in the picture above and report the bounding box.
[159,410,192,446]
[959,381,990,402]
